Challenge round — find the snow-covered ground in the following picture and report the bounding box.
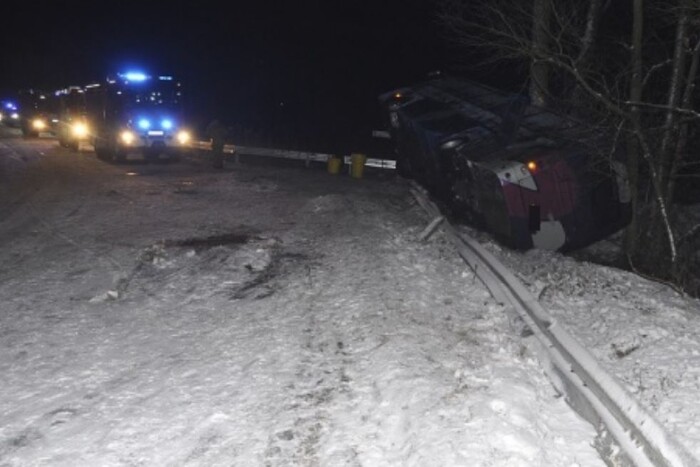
[0,132,699,466]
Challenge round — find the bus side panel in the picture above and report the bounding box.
[473,168,523,248]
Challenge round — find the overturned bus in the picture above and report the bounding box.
[379,75,632,252]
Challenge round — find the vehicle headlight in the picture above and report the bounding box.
[72,122,89,138]
[32,119,47,130]
[11,112,19,119]
[120,130,136,144]
[176,130,191,145]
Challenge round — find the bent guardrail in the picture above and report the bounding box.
[410,181,698,467]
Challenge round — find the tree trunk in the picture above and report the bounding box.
[666,7,699,203]
[529,0,551,106]
[658,1,689,192]
[576,0,603,67]
[624,0,645,262]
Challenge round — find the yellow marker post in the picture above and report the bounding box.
[350,153,367,179]
[327,155,342,174]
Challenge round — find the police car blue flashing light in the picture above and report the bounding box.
[121,72,149,82]
[138,118,151,129]
[161,119,173,130]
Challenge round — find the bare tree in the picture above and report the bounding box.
[436,0,700,292]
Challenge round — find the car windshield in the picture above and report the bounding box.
[121,79,183,112]
[19,91,58,114]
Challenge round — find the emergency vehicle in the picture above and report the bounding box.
[83,71,191,162]
[17,89,59,137]
[55,86,90,151]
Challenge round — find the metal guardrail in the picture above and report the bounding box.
[409,181,698,467]
[188,140,396,170]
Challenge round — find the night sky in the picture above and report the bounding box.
[1,1,460,150]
